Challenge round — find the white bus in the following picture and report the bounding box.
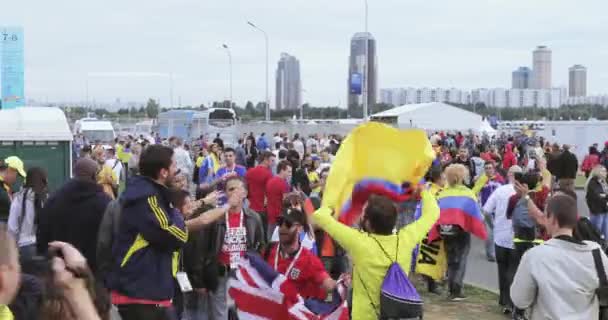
[192,108,238,147]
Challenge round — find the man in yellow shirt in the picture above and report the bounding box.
[313,189,439,320]
[0,224,20,320]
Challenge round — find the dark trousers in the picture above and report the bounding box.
[445,232,471,295]
[258,210,269,240]
[512,241,537,318]
[117,304,177,320]
[495,245,517,308]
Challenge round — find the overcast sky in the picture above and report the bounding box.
[2,0,608,108]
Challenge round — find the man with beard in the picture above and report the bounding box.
[265,208,336,299]
[107,145,188,320]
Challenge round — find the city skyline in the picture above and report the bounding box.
[1,0,608,107]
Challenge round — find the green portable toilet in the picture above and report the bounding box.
[0,107,73,191]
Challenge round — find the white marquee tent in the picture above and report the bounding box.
[370,102,483,131]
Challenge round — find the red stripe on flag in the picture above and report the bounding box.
[240,267,261,289]
[228,287,289,319]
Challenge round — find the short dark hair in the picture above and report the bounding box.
[546,194,578,229]
[278,149,288,160]
[364,195,397,235]
[224,176,246,192]
[277,160,292,173]
[139,145,174,179]
[224,147,235,154]
[171,189,191,210]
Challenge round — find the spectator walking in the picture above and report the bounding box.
[511,193,608,320]
[37,158,112,273]
[7,167,48,261]
[0,157,26,224]
[586,165,608,240]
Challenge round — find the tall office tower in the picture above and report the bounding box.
[275,53,302,110]
[347,32,377,109]
[568,64,587,97]
[532,45,552,89]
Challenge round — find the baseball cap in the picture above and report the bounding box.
[277,207,307,227]
[4,156,26,177]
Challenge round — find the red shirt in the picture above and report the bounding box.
[219,211,247,266]
[266,176,290,223]
[266,244,329,300]
[246,165,273,212]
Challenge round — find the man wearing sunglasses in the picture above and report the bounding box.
[265,208,336,300]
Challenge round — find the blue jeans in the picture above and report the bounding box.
[590,213,608,240]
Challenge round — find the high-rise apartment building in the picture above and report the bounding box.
[512,67,532,89]
[568,64,587,97]
[347,32,377,109]
[275,53,301,110]
[532,46,552,89]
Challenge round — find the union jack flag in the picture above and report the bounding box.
[228,253,349,320]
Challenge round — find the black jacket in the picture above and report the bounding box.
[555,150,579,180]
[586,177,608,214]
[37,178,112,273]
[0,180,11,222]
[183,207,265,291]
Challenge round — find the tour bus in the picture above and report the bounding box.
[192,107,238,147]
[157,108,238,146]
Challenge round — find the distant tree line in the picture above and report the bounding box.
[59,97,607,122]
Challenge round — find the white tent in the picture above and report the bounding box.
[370,102,482,131]
[478,119,497,135]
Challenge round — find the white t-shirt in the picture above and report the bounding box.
[105,158,123,181]
[482,184,516,249]
[293,140,305,156]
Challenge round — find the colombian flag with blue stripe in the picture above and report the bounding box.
[321,122,435,226]
[428,186,488,241]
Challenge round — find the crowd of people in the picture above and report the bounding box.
[2,128,608,320]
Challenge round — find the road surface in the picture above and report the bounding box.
[464,190,589,293]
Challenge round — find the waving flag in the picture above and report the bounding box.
[428,187,488,242]
[228,253,349,320]
[321,122,435,226]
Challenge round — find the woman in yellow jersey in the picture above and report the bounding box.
[92,146,118,199]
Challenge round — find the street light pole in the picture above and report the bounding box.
[247,21,270,121]
[222,44,233,107]
[363,0,369,121]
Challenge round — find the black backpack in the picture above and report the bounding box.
[574,217,608,254]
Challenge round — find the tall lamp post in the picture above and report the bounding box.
[363,0,369,121]
[247,21,270,121]
[222,44,233,107]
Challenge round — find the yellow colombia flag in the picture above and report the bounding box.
[415,239,448,281]
[321,122,434,225]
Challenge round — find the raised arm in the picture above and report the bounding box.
[312,207,367,259]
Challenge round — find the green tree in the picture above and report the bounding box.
[145,98,160,118]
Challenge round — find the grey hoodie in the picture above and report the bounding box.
[511,238,608,320]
